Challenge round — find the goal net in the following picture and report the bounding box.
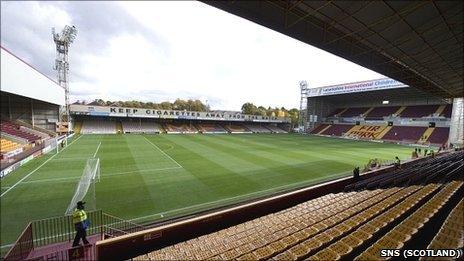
[65,158,100,215]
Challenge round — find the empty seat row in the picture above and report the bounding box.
[1,121,41,142]
[355,181,463,260]
[425,198,464,252]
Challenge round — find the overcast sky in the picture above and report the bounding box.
[1,1,384,110]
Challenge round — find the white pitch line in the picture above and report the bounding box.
[20,167,183,184]
[21,176,81,184]
[104,166,182,177]
[0,135,83,197]
[93,142,102,158]
[143,136,183,168]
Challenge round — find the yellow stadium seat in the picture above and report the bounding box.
[272,251,297,261]
[340,235,364,248]
[328,241,353,258]
[376,236,404,250]
[352,230,372,242]
[309,248,340,260]
[268,241,287,253]
[287,244,311,259]
[220,249,241,260]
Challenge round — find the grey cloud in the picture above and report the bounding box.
[1,1,169,83]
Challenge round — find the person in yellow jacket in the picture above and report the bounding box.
[72,201,90,247]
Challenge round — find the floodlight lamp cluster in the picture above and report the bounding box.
[52,25,78,45]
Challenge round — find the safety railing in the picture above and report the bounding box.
[3,223,33,261]
[31,210,103,248]
[102,213,146,238]
[3,210,146,260]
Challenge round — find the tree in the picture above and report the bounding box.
[288,108,299,127]
[241,102,258,115]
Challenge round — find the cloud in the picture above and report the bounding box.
[1,1,384,110]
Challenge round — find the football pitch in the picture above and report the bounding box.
[1,134,413,247]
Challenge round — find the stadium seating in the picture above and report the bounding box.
[0,138,21,153]
[339,107,370,117]
[244,124,272,133]
[345,152,463,191]
[320,124,353,136]
[121,121,164,133]
[196,123,228,133]
[0,121,41,142]
[164,123,198,133]
[81,120,117,134]
[135,150,462,261]
[380,126,428,143]
[355,181,462,260]
[398,105,439,118]
[328,104,452,119]
[266,125,287,133]
[365,106,400,118]
[441,104,453,118]
[426,127,450,146]
[309,124,329,134]
[223,124,252,133]
[327,108,345,117]
[426,198,463,251]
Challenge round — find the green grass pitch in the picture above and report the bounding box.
[0,134,413,247]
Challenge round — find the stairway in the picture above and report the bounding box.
[376,126,393,140]
[116,121,123,134]
[73,121,82,134]
[421,127,435,142]
[434,105,446,116]
[394,106,407,116]
[335,108,348,117]
[361,107,374,117]
[317,125,332,134]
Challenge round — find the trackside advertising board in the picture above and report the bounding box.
[307,78,408,97]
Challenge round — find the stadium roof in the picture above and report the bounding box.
[204,1,463,98]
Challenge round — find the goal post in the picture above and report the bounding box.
[65,158,100,215]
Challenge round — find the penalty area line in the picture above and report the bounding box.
[143,136,183,169]
[93,142,102,158]
[0,135,83,198]
[19,167,183,184]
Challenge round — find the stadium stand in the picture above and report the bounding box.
[133,150,463,261]
[328,105,452,119]
[320,124,353,136]
[425,198,463,252]
[0,138,22,154]
[244,124,272,133]
[223,124,252,134]
[266,125,287,133]
[426,127,450,146]
[309,124,329,134]
[196,123,228,133]
[81,120,116,134]
[1,121,41,142]
[164,122,198,133]
[327,108,345,117]
[121,121,164,133]
[380,126,428,143]
[441,104,453,118]
[398,105,440,118]
[339,107,370,118]
[365,106,400,119]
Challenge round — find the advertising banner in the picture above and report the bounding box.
[307,78,407,97]
[70,105,289,123]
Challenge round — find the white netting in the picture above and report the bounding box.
[65,158,100,215]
